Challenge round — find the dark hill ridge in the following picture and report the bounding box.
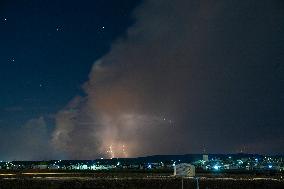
[5,153,283,165]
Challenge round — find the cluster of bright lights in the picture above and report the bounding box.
[107,145,115,159]
[237,160,243,165]
[106,144,128,159]
[52,160,62,168]
[122,145,127,157]
[213,165,221,171]
[0,161,15,169]
[53,160,61,165]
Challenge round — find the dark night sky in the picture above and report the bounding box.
[0,0,283,160]
[0,0,139,125]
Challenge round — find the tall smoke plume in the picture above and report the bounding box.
[52,0,284,159]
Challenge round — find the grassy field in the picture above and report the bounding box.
[0,170,283,189]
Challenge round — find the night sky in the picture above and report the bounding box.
[0,0,283,160]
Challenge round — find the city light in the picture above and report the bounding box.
[213,165,220,171]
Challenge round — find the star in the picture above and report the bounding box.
[98,26,105,33]
[56,26,62,32]
[9,57,15,63]
[2,17,8,24]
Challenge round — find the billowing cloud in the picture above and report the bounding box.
[0,117,54,160]
[52,0,284,159]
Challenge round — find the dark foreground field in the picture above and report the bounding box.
[0,172,283,189]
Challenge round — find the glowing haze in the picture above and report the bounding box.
[52,0,284,159]
[52,0,206,158]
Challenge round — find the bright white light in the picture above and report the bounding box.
[213,165,220,170]
[268,165,272,169]
[238,160,243,164]
[81,165,88,170]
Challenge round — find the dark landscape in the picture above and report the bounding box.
[0,171,284,189]
[1,153,284,189]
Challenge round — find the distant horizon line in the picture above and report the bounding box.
[2,153,284,162]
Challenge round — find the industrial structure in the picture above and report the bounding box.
[174,163,195,177]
